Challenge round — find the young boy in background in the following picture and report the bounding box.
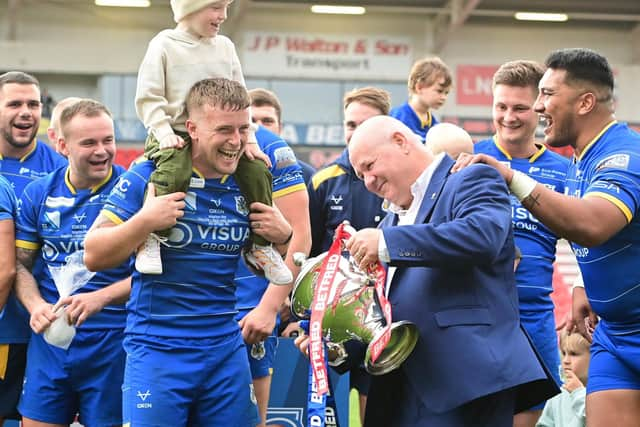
[536,330,589,427]
[135,0,291,285]
[390,56,452,140]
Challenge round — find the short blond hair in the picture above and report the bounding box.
[59,99,112,135]
[492,60,544,91]
[343,86,391,115]
[186,78,250,116]
[559,329,590,354]
[408,57,452,94]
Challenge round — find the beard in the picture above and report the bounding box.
[1,125,37,150]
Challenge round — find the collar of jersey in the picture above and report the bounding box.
[576,120,618,162]
[410,103,432,129]
[191,167,230,184]
[64,166,113,194]
[0,140,37,162]
[492,134,546,163]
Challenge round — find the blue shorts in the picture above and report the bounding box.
[520,310,561,410]
[588,323,640,394]
[18,329,125,427]
[246,335,278,379]
[123,332,258,427]
[0,343,26,419]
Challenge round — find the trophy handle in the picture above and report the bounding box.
[364,321,419,376]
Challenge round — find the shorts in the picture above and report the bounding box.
[587,324,640,394]
[0,343,26,420]
[246,335,278,379]
[18,329,125,427]
[520,310,561,410]
[122,332,258,427]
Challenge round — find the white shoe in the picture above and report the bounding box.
[245,244,293,286]
[135,234,164,275]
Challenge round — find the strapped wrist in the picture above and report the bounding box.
[509,170,537,201]
[277,230,293,245]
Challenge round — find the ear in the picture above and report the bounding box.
[390,131,408,150]
[577,92,597,116]
[58,137,70,157]
[185,118,197,141]
[46,128,56,146]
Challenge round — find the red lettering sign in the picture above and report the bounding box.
[456,65,499,106]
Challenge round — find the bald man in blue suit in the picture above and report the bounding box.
[344,116,558,427]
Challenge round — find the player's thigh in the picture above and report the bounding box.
[194,333,258,427]
[76,329,125,427]
[587,389,640,427]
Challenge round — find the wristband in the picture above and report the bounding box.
[278,230,293,245]
[508,170,538,201]
[571,274,585,292]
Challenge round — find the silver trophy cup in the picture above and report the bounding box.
[291,252,418,375]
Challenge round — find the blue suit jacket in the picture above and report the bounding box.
[367,156,557,422]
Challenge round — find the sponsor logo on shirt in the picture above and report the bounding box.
[274,147,297,169]
[596,153,630,171]
[45,196,74,208]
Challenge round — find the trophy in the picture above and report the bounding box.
[291,249,418,376]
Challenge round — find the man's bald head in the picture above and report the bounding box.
[349,116,431,208]
[425,123,474,159]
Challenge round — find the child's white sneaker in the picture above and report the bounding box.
[135,234,164,275]
[244,244,292,286]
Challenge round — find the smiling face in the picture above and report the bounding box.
[492,84,539,146]
[187,104,250,178]
[0,83,41,156]
[534,68,582,148]
[182,1,229,38]
[350,130,414,208]
[60,112,115,189]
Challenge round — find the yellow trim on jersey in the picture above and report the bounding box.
[585,191,632,223]
[101,209,124,225]
[192,168,205,179]
[274,183,306,199]
[0,142,37,161]
[578,121,617,161]
[311,165,346,190]
[493,135,547,163]
[63,167,113,194]
[19,141,38,162]
[492,135,512,160]
[420,110,433,129]
[0,344,8,380]
[16,239,40,250]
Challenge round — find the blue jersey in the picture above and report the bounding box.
[475,137,569,311]
[564,122,640,332]
[103,161,251,338]
[235,126,305,312]
[308,148,385,256]
[390,101,439,140]
[0,175,17,318]
[0,141,67,343]
[15,165,130,330]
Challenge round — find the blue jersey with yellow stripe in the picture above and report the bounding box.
[103,161,250,339]
[475,137,569,312]
[390,101,438,140]
[0,141,67,343]
[234,126,305,312]
[564,122,640,332]
[15,165,130,330]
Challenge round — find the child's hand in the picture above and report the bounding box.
[159,134,185,150]
[563,369,584,392]
[244,142,272,167]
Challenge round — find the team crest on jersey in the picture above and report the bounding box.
[595,154,630,171]
[184,192,197,212]
[43,211,61,230]
[274,147,297,169]
[235,196,249,215]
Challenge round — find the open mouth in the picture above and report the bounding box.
[219,148,239,160]
[539,115,553,134]
[13,122,33,131]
